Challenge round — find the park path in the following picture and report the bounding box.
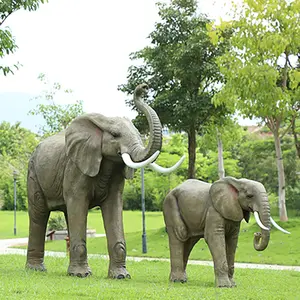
[0,237,300,272]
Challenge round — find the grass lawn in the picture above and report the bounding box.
[2,210,300,266]
[0,255,299,300]
[42,220,300,266]
[0,211,30,239]
[0,210,165,239]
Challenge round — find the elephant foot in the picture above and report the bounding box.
[216,276,233,288]
[68,264,92,278]
[108,266,131,279]
[229,278,237,287]
[25,261,47,272]
[170,272,187,283]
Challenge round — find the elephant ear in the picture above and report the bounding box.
[243,210,250,223]
[65,114,106,177]
[209,177,243,222]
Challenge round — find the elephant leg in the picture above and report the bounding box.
[63,211,69,236]
[205,212,231,288]
[183,236,200,271]
[65,193,91,277]
[26,174,50,272]
[225,224,240,287]
[167,226,186,282]
[100,177,130,279]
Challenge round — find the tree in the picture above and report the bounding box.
[119,0,231,179]
[237,132,298,212]
[0,0,47,75]
[0,121,39,161]
[291,118,300,159]
[123,133,186,211]
[289,48,300,159]
[196,120,245,182]
[28,74,84,137]
[200,118,245,180]
[0,121,39,210]
[213,0,300,221]
[216,129,225,179]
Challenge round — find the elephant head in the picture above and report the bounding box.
[64,84,161,177]
[209,176,289,251]
[65,83,184,177]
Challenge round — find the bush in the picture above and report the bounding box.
[123,168,184,211]
[122,150,185,211]
[286,181,300,213]
[48,214,66,231]
[1,179,27,211]
[268,192,279,216]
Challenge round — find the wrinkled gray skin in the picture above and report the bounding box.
[26,84,162,279]
[163,176,270,288]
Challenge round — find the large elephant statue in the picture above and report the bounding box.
[26,83,182,279]
[163,177,290,288]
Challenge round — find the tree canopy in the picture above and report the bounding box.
[0,0,47,75]
[119,0,231,178]
[0,121,39,210]
[212,0,300,221]
[28,74,84,137]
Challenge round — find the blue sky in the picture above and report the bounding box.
[0,0,253,132]
[0,93,44,133]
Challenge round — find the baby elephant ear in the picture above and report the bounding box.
[209,177,244,222]
[65,114,103,177]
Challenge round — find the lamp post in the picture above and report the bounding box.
[141,168,147,253]
[139,150,186,254]
[13,170,18,236]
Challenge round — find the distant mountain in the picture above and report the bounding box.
[0,92,44,133]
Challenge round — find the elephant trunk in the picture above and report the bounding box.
[253,193,271,251]
[131,84,162,162]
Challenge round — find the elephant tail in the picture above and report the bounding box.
[163,193,189,243]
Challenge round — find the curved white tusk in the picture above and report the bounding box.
[270,217,291,234]
[121,150,160,169]
[253,211,269,231]
[148,155,186,174]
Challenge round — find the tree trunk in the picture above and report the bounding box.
[187,124,196,179]
[274,130,288,221]
[291,117,300,159]
[217,130,225,179]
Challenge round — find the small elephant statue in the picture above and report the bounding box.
[163,176,290,288]
[25,84,184,279]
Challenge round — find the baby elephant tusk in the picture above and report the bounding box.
[148,155,186,174]
[254,211,269,231]
[270,217,291,234]
[121,151,160,169]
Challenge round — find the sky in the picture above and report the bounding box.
[0,0,252,133]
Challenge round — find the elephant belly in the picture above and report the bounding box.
[46,196,66,211]
[182,213,206,237]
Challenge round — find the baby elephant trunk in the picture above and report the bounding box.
[253,193,271,251]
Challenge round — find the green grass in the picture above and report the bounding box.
[0,210,165,239]
[2,211,300,266]
[41,219,300,266]
[0,211,29,238]
[0,255,299,299]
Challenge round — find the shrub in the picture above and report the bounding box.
[48,214,66,231]
[286,181,300,214]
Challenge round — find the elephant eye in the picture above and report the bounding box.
[111,131,120,138]
[246,194,254,199]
